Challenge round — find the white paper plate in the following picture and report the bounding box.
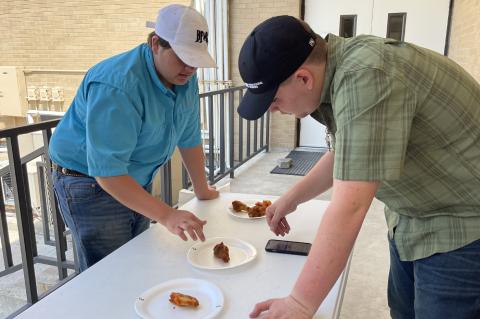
[187,237,257,270]
[226,200,267,219]
[134,278,223,319]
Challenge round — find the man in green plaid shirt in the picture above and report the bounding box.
[237,16,480,319]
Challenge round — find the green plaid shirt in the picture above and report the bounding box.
[312,34,480,261]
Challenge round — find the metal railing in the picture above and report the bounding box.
[188,86,270,186]
[0,85,269,317]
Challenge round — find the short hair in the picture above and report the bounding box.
[298,20,327,65]
[147,31,171,49]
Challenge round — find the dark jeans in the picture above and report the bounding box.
[52,170,151,272]
[388,237,480,319]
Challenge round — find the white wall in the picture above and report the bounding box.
[371,0,450,54]
[300,0,450,148]
[305,0,450,52]
[305,0,374,37]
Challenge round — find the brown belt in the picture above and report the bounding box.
[52,163,88,177]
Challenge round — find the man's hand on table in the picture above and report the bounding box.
[249,295,314,319]
[195,185,219,200]
[266,195,297,236]
[160,209,207,241]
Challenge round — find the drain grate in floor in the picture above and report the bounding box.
[270,150,325,176]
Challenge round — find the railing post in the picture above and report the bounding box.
[6,135,38,304]
[42,129,68,280]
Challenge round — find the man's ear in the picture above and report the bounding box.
[151,36,160,54]
[294,68,314,90]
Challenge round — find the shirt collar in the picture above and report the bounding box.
[319,34,346,105]
[143,44,192,98]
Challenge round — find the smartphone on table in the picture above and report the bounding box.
[265,239,312,256]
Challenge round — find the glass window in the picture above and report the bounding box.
[339,15,357,38]
[387,13,407,41]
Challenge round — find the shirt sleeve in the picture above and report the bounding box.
[332,68,416,181]
[85,82,142,177]
[177,79,202,148]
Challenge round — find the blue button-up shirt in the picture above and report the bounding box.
[49,44,201,186]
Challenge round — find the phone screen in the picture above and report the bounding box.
[265,239,312,256]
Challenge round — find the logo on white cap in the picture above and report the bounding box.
[146,4,216,68]
[196,30,208,44]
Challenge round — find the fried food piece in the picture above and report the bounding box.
[248,200,272,217]
[169,292,199,308]
[256,200,272,208]
[232,199,272,217]
[248,205,266,218]
[232,200,249,213]
[213,242,230,262]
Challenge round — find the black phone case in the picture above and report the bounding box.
[265,240,311,256]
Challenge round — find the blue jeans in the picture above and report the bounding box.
[52,170,151,272]
[388,237,480,319]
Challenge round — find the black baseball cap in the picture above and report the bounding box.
[237,15,316,120]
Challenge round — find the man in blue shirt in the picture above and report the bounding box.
[49,4,218,271]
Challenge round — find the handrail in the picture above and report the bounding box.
[0,119,60,138]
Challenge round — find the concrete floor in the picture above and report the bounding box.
[0,149,391,318]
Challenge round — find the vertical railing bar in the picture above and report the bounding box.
[36,164,51,245]
[42,128,68,279]
[266,111,270,152]
[6,135,38,304]
[260,115,265,148]
[229,91,235,178]
[0,180,14,269]
[246,120,251,157]
[208,95,215,183]
[160,161,172,206]
[21,163,38,258]
[254,118,258,153]
[181,164,189,190]
[238,90,244,162]
[219,93,226,174]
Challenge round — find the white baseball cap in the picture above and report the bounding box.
[146,4,216,68]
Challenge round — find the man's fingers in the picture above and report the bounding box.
[185,225,198,241]
[175,227,188,241]
[249,299,274,318]
[194,226,206,241]
[184,218,206,241]
[270,214,282,232]
[280,218,290,233]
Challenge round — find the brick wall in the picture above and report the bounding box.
[0,1,300,150]
[0,1,189,200]
[448,0,480,83]
[230,0,301,150]
[0,1,189,120]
